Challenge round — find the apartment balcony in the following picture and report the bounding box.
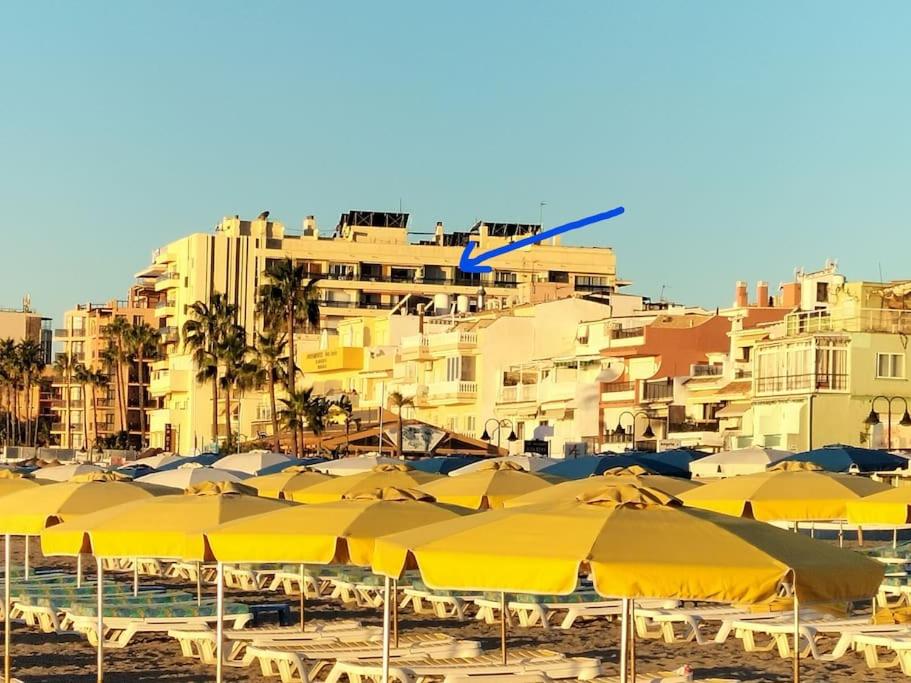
[667,421,724,448]
[159,326,179,344]
[537,380,577,405]
[428,331,478,353]
[600,380,635,403]
[149,369,190,397]
[399,334,432,361]
[691,364,724,377]
[497,383,539,403]
[154,272,180,292]
[755,373,848,396]
[424,380,478,406]
[604,326,646,348]
[155,299,176,318]
[642,379,674,403]
[786,308,911,336]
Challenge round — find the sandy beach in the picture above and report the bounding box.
[4,548,903,683]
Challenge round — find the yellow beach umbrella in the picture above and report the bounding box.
[289,463,440,504]
[503,465,699,508]
[205,487,471,683]
[847,487,911,525]
[0,472,173,535]
[244,466,334,500]
[417,460,555,509]
[0,470,49,497]
[206,487,471,565]
[41,481,291,561]
[373,484,884,682]
[678,461,888,521]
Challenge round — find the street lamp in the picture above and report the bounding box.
[864,395,911,450]
[611,410,655,451]
[481,418,518,452]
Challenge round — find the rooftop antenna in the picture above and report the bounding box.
[538,201,547,227]
[879,262,885,284]
[659,284,669,303]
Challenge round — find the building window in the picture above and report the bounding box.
[876,353,906,379]
[816,282,828,302]
[548,271,569,284]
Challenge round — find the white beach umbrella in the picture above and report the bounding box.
[310,455,402,476]
[689,447,793,479]
[132,453,182,470]
[450,455,558,476]
[212,450,292,475]
[37,463,106,482]
[135,464,247,490]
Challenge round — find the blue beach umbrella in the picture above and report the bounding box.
[155,452,224,471]
[784,444,907,473]
[254,457,327,476]
[541,455,676,479]
[409,456,483,475]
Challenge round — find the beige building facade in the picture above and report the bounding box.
[140,211,620,453]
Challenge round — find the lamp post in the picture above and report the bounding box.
[864,396,911,450]
[481,418,518,453]
[611,410,655,451]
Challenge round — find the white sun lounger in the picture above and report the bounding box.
[169,621,377,666]
[325,648,600,683]
[729,616,906,659]
[633,606,774,645]
[400,588,471,621]
[850,631,911,673]
[247,633,481,683]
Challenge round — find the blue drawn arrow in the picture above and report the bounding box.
[458,206,626,274]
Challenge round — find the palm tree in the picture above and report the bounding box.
[89,369,110,454]
[125,322,160,448]
[333,394,354,455]
[184,293,236,446]
[278,387,313,458]
[73,363,91,451]
[102,316,131,432]
[251,330,288,453]
[387,391,414,459]
[17,340,45,446]
[304,394,331,457]
[53,353,77,448]
[258,258,321,403]
[217,324,250,450]
[0,339,16,445]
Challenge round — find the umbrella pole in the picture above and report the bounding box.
[5,533,11,683]
[382,576,391,683]
[894,527,898,550]
[216,562,224,683]
[77,554,83,588]
[857,526,864,547]
[299,564,305,632]
[393,579,399,648]
[500,591,507,665]
[792,591,800,683]
[23,536,29,581]
[196,562,202,607]
[133,560,139,597]
[96,556,103,683]
[629,600,636,683]
[619,597,629,683]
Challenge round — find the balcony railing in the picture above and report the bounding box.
[691,364,723,377]
[155,272,180,284]
[612,326,645,340]
[669,420,720,433]
[602,381,635,393]
[643,379,674,401]
[427,380,478,397]
[755,373,848,394]
[786,308,911,336]
[159,326,179,343]
[498,384,538,403]
[574,283,613,293]
[428,331,478,347]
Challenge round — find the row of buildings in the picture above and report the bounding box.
[46,210,911,456]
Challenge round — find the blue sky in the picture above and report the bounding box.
[1,2,909,322]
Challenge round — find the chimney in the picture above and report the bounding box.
[302,215,318,236]
[734,281,748,308]
[756,281,769,307]
[780,281,801,308]
[434,221,444,246]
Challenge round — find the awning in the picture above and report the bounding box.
[716,402,751,418]
[595,366,623,383]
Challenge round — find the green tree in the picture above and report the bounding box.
[0,339,17,445]
[258,258,321,456]
[184,293,236,445]
[332,394,354,455]
[89,368,110,454]
[304,394,331,457]
[251,330,288,453]
[73,363,92,451]
[53,352,78,449]
[387,391,414,459]
[125,322,160,448]
[17,340,45,446]
[278,387,312,458]
[102,316,131,432]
